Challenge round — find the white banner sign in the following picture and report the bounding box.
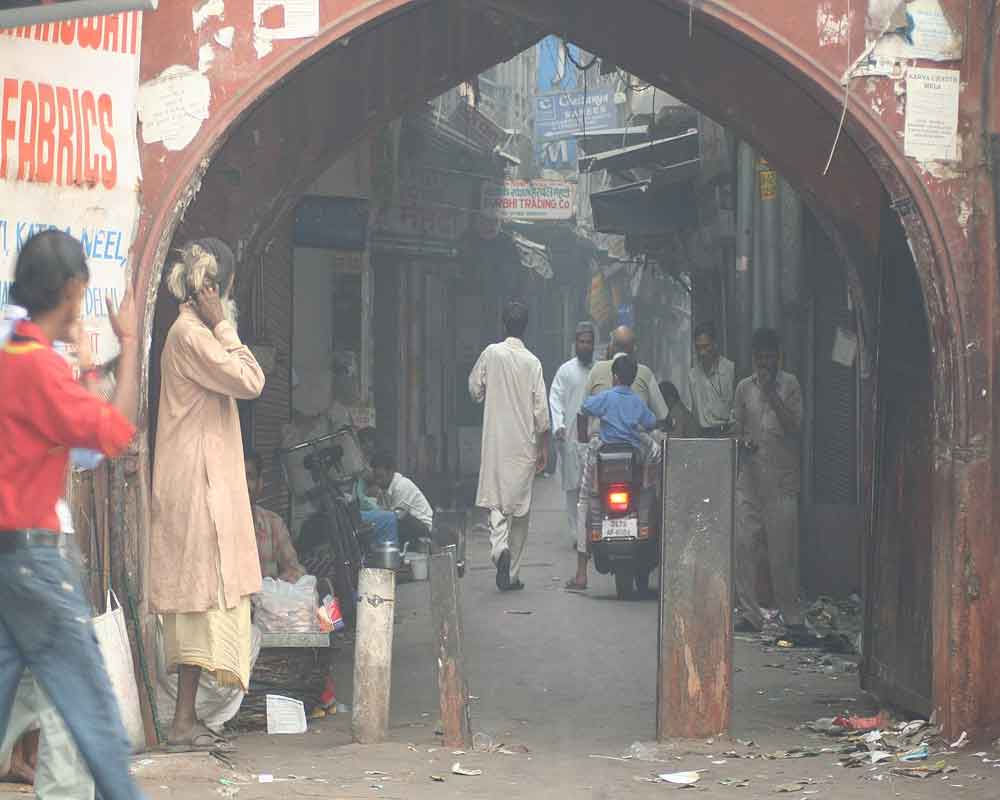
[482,179,576,222]
[0,13,143,364]
[904,67,960,163]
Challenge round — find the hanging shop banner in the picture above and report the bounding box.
[482,179,576,222]
[534,89,616,141]
[0,2,156,28]
[0,12,143,365]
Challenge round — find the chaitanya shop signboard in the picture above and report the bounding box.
[0,2,156,28]
[0,8,145,364]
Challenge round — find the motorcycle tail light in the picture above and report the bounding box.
[606,484,631,513]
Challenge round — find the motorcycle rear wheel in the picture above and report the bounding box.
[614,566,635,601]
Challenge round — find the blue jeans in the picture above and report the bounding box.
[361,510,399,546]
[0,544,144,800]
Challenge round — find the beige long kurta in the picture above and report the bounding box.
[469,337,549,518]
[151,306,266,614]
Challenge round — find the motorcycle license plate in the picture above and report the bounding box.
[601,517,638,539]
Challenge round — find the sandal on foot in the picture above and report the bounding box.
[564,579,587,593]
[166,722,234,753]
[496,550,511,590]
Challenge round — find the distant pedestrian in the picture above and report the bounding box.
[0,229,144,800]
[688,322,735,436]
[733,328,803,632]
[548,321,596,548]
[469,301,550,591]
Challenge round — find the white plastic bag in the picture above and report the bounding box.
[254,576,319,633]
[92,591,145,752]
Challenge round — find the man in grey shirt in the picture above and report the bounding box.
[688,321,735,436]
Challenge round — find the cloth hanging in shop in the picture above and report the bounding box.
[511,232,553,280]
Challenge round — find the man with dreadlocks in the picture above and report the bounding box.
[151,238,265,751]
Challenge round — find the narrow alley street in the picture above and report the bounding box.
[109,479,997,800]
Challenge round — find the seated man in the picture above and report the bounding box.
[245,450,306,582]
[356,427,399,547]
[581,355,658,449]
[370,451,434,548]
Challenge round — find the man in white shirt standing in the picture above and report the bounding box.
[469,301,550,592]
[371,451,434,547]
[548,322,596,548]
[733,328,804,632]
[688,321,736,436]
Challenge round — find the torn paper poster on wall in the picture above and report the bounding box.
[904,67,960,162]
[138,65,211,151]
[846,0,962,81]
[253,0,319,58]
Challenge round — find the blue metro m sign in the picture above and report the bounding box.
[0,1,157,28]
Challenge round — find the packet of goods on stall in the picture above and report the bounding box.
[316,594,347,633]
[256,576,320,633]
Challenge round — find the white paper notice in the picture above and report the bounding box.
[832,327,858,368]
[904,67,960,162]
[253,0,319,40]
[138,65,212,151]
[265,694,307,735]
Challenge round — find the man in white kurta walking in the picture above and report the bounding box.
[548,322,596,547]
[469,301,551,591]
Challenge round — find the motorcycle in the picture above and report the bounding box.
[279,429,369,628]
[589,442,660,601]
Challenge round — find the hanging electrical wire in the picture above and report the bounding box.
[563,39,599,72]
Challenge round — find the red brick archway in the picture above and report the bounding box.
[131,0,998,738]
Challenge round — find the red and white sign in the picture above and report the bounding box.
[482,179,576,222]
[0,13,143,364]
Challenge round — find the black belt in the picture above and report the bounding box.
[0,530,62,552]
[701,425,732,437]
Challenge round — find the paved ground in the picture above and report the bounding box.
[6,477,996,799]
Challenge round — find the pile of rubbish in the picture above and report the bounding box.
[801,714,999,781]
[801,594,864,654]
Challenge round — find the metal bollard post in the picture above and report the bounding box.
[352,567,395,743]
[429,546,471,748]
[657,438,736,739]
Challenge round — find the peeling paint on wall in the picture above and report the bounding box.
[957,200,972,231]
[193,0,224,31]
[198,42,215,73]
[138,65,211,151]
[817,2,852,48]
[215,26,235,48]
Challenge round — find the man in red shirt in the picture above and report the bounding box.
[0,230,144,800]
